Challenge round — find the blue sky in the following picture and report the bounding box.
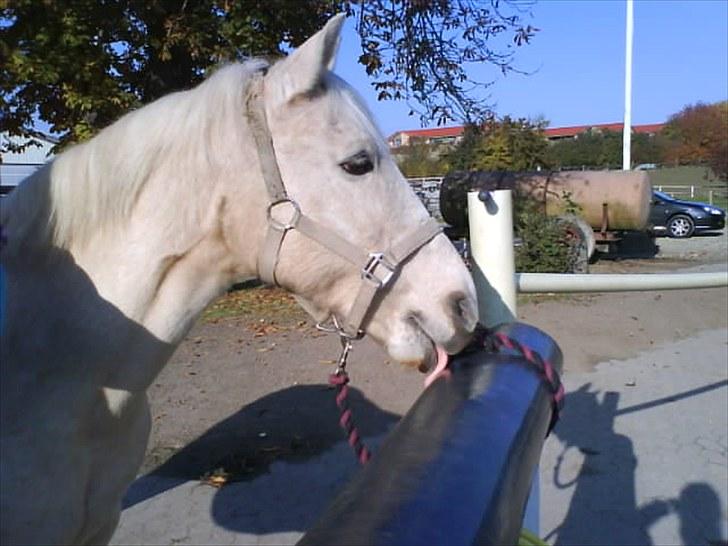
[333,0,728,137]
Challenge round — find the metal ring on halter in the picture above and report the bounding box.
[315,315,363,340]
[267,199,301,231]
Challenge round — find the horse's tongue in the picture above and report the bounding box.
[424,345,449,388]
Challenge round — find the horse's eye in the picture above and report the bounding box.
[340,151,374,176]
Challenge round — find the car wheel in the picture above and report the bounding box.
[667,214,695,238]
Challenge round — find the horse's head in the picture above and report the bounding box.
[241,15,478,371]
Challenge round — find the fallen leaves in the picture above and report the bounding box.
[250,322,281,337]
[200,468,230,488]
[202,285,307,326]
[198,436,311,489]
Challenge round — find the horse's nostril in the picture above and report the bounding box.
[449,293,478,331]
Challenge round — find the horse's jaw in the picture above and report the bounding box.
[374,314,473,375]
[291,284,476,379]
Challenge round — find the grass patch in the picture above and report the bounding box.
[647,166,719,187]
[517,293,596,306]
[648,166,727,208]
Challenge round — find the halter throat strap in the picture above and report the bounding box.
[245,73,442,338]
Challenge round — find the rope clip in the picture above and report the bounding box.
[316,315,360,376]
[334,335,353,376]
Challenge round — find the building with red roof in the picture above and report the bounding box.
[387,122,665,148]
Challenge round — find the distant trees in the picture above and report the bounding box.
[545,129,666,170]
[631,131,668,167]
[547,130,620,169]
[662,101,728,181]
[444,117,551,172]
[396,140,447,177]
[395,100,727,180]
[545,101,727,179]
[396,117,550,177]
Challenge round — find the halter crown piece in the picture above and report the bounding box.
[246,72,442,340]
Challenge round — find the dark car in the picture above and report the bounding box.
[648,190,726,238]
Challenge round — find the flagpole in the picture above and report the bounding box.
[623,0,634,170]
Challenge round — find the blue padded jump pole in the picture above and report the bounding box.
[298,322,562,546]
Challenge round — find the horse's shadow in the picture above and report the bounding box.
[123,384,400,534]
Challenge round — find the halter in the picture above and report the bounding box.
[246,73,442,340]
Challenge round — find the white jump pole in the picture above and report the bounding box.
[517,271,728,293]
[467,190,517,326]
[467,189,541,535]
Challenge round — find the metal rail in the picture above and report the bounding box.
[517,271,728,293]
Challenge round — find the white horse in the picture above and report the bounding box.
[0,15,477,545]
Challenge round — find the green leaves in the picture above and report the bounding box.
[444,117,551,172]
[513,198,573,274]
[1,1,535,152]
[355,0,537,126]
[1,0,341,151]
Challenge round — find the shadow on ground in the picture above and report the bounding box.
[546,383,727,546]
[122,384,399,533]
[594,231,660,261]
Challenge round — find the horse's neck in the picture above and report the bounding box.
[75,198,254,347]
[4,185,261,394]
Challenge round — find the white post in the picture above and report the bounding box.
[467,190,516,326]
[623,0,634,171]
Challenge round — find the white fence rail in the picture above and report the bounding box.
[654,184,696,198]
[517,271,728,293]
[655,184,727,205]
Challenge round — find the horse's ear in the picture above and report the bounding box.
[266,14,345,106]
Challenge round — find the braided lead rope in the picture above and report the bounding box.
[490,331,565,434]
[329,371,371,465]
[329,327,565,466]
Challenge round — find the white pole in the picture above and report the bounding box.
[467,190,516,327]
[623,0,634,170]
[516,271,728,293]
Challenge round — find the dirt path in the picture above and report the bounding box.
[142,231,727,477]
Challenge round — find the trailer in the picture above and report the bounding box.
[435,170,656,267]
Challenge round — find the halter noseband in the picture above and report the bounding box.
[246,73,442,339]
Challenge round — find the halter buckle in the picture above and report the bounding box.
[267,199,301,231]
[361,253,395,288]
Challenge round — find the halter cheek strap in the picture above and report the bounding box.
[246,74,442,338]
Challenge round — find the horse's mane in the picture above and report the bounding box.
[1,60,267,255]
